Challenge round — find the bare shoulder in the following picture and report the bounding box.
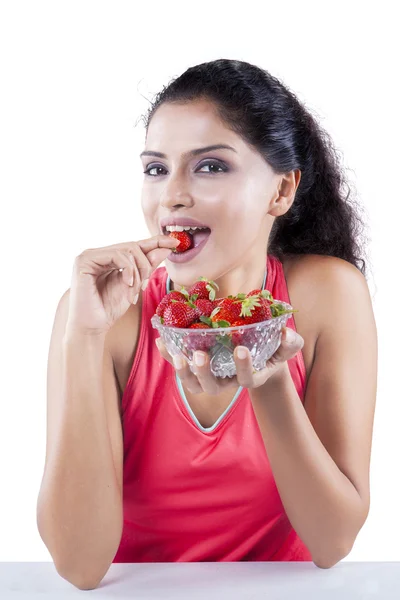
[283,252,367,288]
[283,253,372,335]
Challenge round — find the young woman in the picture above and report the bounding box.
[37,59,377,590]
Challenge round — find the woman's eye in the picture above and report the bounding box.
[197,161,227,174]
[143,166,167,177]
[143,160,228,177]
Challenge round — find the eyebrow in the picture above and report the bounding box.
[140,144,237,159]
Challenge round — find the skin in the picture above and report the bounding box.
[137,98,377,567]
[140,98,301,300]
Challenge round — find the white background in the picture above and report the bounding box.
[0,0,398,561]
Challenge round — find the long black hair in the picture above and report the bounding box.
[142,59,369,277]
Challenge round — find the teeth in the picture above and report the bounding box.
[165,225,208,232]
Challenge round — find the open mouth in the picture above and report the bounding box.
[163,227,212,249]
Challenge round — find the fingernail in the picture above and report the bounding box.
[133,293,139,304]
[194,352,205,367]
[141,278,149,290]
[237,347,247,360]
[173,355,184,369]
[285,328,295,343]
[130,274,134,286]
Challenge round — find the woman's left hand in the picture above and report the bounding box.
[155,326,304,395]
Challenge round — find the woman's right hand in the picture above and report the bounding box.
[65,234,180,337]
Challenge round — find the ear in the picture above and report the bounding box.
[268,169,301,217]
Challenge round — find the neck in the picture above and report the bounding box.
[170,253,268,299]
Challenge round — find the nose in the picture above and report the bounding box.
[160,173,194,209]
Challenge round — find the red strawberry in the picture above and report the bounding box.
[156,290,188,317]
[188,322,209,329]
[187,323,213,349]
[169,231,193,253]
[229,319,254,347]
[163,301,198,328]
[193,298,215,318]
[231,318,250,347]
[184,322,215,352]
[188,277,219,301]
[240,299,272,325]
[246,289,274,302]
[210,297,243,325]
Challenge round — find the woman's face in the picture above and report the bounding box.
[140,98,285,291]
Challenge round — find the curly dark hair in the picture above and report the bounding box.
[141,59,370,277]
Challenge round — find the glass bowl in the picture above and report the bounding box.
[151,300,293,378]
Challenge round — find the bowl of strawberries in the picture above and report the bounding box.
[151,276,296,379]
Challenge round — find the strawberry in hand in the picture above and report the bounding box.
[169,231,193,253]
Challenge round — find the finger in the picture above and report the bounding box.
[156,339,203,394]
[123,248,147,296]
[233,346,255,388]
[112,234,180,253]
[74,248,131,285]
[268,326,304,368]
[191,351,223,395]
[172,353,204,394]
[112,249,141,296]
[136,235,180,268]
[155,337,174,366]
[191,351,239,392]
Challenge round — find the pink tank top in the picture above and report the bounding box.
[113,254,311,562]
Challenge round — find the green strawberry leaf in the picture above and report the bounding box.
[199,315,212,326]
[178,287,190,299]
[216,320,231,328]
[210,306,221,319]
[239,296,261,317]
[206,284,216,301]
[260,290,274,301]
[216,334,233,348]
[270,303,298,318]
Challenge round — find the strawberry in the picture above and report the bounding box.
[246,289,274,302]
[169,231,193,253]
[229,319,243,344]
[163,301,198,328]
[210,297,243,325]
[239,298,273,325]
[229,319,257,347]
[156,290,188,317]
[188,277,219,301]
[184,322,216,352]
[193,298,215,318]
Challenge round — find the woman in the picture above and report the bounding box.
[37,59,377,589]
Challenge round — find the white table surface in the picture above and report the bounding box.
[0,562,398,598]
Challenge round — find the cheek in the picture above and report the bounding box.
[141,192,157,219]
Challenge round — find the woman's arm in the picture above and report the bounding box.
[249,256,377,568]
[36,290,124,590]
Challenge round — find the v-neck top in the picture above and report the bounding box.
[114,254,311,563]
[168,265,268,433]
